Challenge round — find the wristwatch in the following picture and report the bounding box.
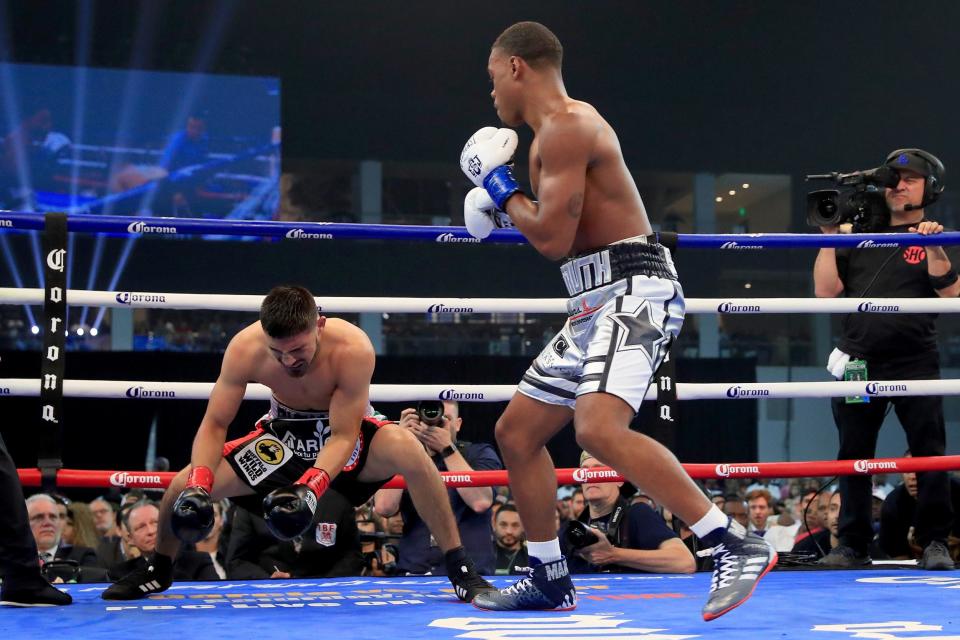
[439,444,457,459]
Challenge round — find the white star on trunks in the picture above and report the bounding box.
[609,301,668,363]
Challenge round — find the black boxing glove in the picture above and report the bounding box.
[263,467,330,540]
[171,466,215,543]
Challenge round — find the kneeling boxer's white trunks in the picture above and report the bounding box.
[518,235,685,412]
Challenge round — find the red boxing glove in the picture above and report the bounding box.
[185,465,215,493]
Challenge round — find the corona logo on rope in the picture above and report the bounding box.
[858,301,901,312]
[109,471,163,487]
[719,241,762,250]
[856,239,900,248]
[725,385,770,398]
[853,459,898,473]
[125,386,176,399]
[0,387,10,395]
[115,292,167,305]
[435,233,481,243]
[442,474,472,484]
[126,221,178,234]
[717,302,761,313]
[0,219,12,227]
[865,382,908,395]
[427,303,475,313]
[439,388,484,401]
[285,228,333,240]
[46,248,66,272]
[715,463,761,477]
[572,467,620,483]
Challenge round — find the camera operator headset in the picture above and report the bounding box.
[812,148,958,569]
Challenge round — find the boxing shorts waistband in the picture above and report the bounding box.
[559,235,677,296]
[270,396,328,420]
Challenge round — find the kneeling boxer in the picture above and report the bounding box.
[103,285,494,601]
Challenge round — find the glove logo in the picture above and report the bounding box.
[256,438,285,465]
[467,155,482,177]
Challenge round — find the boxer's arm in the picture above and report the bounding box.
[314,341,376,481]
[374,488,403,517]
[191,338,251,470]
[504,113,595,260]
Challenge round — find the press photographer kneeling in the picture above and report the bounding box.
[562,451,695,574]
[811,148,959,570]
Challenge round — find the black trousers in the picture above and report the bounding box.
[0,432,43,584]
[832,352,952,553]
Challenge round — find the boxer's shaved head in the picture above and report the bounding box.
[260,285,318,338]
[493,21,563,70]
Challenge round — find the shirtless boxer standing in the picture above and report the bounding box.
[460,22,776,620]
[103,285,494,601]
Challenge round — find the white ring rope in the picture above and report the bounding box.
[0,378,955,401]
[3,287,960,314]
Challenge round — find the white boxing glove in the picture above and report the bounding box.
[464,187,515,239]
[460,127,519,197]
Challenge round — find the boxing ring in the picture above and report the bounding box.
[2,211,960,638]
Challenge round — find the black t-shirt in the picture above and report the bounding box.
[879,478,960,558]
[565,501,677,573]
[836,222,960,359]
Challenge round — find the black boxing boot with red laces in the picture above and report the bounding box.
[472,557,577,611]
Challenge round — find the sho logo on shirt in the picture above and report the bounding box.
[902,246,926,264]
[315,523,338,547]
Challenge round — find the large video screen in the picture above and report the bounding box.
[0,63,280,220]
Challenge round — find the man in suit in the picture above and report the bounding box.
[26,494,106,583]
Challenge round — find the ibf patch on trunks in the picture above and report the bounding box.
[234,434,295,486]
[316,522,338,547]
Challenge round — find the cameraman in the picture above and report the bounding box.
[375,400,502,575]
[813,148,957,570]
[562,452,695,574]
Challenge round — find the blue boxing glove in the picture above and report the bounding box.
[262,467,330,540]
[460,127,522,209]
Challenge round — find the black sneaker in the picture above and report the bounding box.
[101,555,173,600]
[447,555,496,602]
[0,579,72,607]
[816,544,871,568]
[472,558,577,611]
[919,541,955,570]
[703,520,777,621]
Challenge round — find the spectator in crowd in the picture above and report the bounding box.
[563,452,695,574]
[879,456,960,565]
[63,503,102,551]
[195,500,228,579]
[376,401,502,575]
[792,490,839,560]
[569,488,585,521]
[89,497,121,539]
[723,496,749,529]
[745,489,774,536]
[26,494,105,583]
[556,486,574,526]
[793,489,824,546]
[226,490,363,579]
[109,501,216,582]
[764,499,801,553]
[493,504,529,575]
[710,493,726,510]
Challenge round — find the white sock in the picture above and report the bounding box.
[689,505,730,539]
[526,538,562,563]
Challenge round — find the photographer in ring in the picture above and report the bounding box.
[374,400,502,575]
[813,148,958,570]
[562,451,695,574]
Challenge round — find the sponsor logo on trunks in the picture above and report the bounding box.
[285,228,333,240]
[725,385,770,398]
[125,386,176,399]
[46,249,66,272]
[0,219,12,227]
[856,239,899,248]
[115,292,168,305]
[315,522,338,547]
[719,241,762,250]
[278,420,329,461]
[127,221,178,234]
[571,468,620,483]
[439,388,484,401]
[255,438,285,465]
[857,301,900,312]
[715,464,761,477]
[434,233,481,243]
[342,433,363,472]
[553,336,569,358]
[235,436,292,486]
[427,303,475,313]
[865,382,908,395]
[717,302,761,313]
[853,459,898,473]
[109,471,163,487]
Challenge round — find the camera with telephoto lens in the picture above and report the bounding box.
[806,165,898,233]
[416,400,445,427]
[565,520,603,549]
